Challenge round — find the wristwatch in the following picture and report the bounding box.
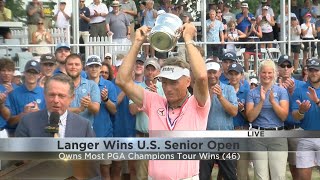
[185,40,196,46]
[103,97,109,102]
[316,99,320,106]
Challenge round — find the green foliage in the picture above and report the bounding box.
[5,0,26,22]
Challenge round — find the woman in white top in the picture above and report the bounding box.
[290,17,302,72]
[225,20,246,53]
[257,6,275,48]
[31,18,52,55]
[301,12,316,66]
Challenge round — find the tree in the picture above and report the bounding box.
[6,0,26,22]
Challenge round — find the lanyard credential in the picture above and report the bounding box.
[165,97,189,131]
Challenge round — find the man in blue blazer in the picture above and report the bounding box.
[15,74,98,179]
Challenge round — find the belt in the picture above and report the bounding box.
[148,175,199,180]
[137,131,149,137]
[234,125,249,130]
[252,126,284,130]
[91,21,105,25]
[284,125,301,130]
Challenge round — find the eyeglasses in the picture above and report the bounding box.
[100,71,109,74]
[105,57,111,60]
[279,64,292,68]
[80,1,85,3]
[38,22,44,25]
[217,11,222,13]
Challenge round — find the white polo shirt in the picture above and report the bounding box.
[54,9,71,29]
[88,2,109,24]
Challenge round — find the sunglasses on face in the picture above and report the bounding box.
[38,22,44,25]
[280,64,292,68]
[105,57,111,60]
[100,71,109,74]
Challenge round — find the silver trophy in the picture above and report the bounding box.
[148,13,183,52]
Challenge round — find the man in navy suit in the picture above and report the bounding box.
[15,74,98,179]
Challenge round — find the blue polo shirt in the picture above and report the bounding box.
[0,85,11,128]
[247,85,289,128]
[70,78,101,123]
[220,73,250,90]
[54,68,87,78]
[207,82,238,130]
[112,79,136,137]
[93,77,117,137]
[284,78,305,127]
[8,84,46,128]
[292,82,320,130]
[236,12,254,33]
[233,83,250,127]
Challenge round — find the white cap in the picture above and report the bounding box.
[156,66,190,80]
[115,60,123,67]
[104,53,112,58]
[157,10,166,16]
[250,78,258,85]
[206,62,220,71]
[85,55,102,66]
[14,70,22,76]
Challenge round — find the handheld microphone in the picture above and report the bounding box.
[45,112,60,137]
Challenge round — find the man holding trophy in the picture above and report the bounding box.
[116,15,210,179]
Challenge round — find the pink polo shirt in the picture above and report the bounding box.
[143,89,210,180]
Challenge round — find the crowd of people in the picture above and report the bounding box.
[0,0,319,180]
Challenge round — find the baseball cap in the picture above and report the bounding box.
[40,54,56,64]
[261,0,267,3]
[262,6,269,10]
[206,62,220,71]
[14,70,22,77]
[250,78,258,85]
[111,0,121,7]
[156,66,190,80]
[241,3,249,8]
[182,12,194,22]
[136,54,145,63]
[307,58,320,70]
[218,0,224,4]
[86,55,102,66]
[278,55,292,65]
[221,52,237,61]
[55,42,70,51]
[104,53,112,58]
[24,60,40,73]
[291,16,297,21]
[144,58,160,70]
[251,17,256,21]
[228,63,244,73]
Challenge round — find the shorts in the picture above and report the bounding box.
[296,138,320,168]
[100,160,112,165]
[291,44,301,53]
[261,32,274,42]
[302,38,315,52]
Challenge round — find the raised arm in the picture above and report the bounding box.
[115,27,151,107]
[183,23,209,107]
